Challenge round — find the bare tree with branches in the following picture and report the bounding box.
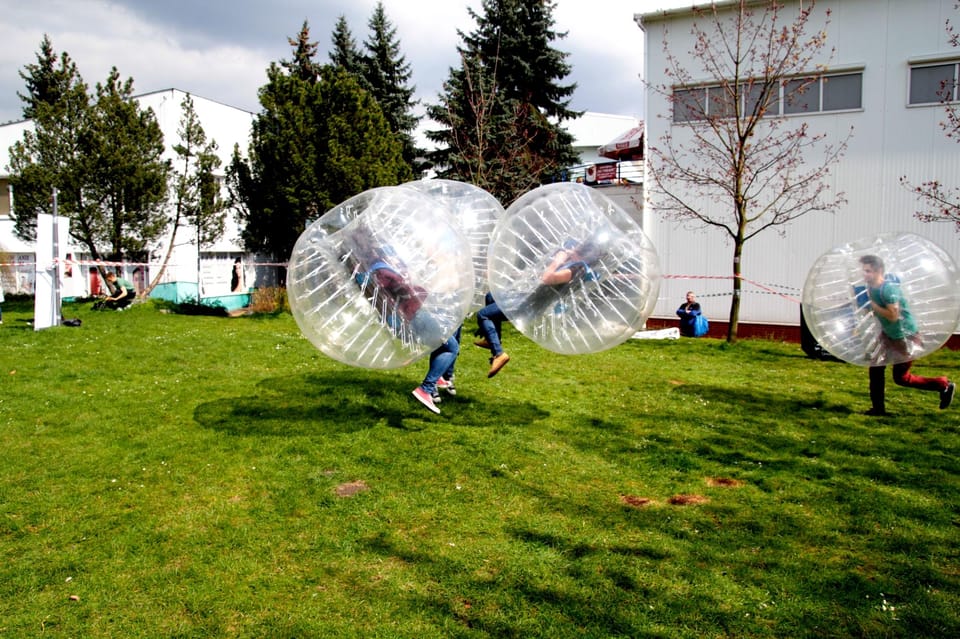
[646,0,850,341]
[900,2,960,229]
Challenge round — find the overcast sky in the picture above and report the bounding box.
[0,0,687,126]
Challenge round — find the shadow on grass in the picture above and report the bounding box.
[673,382,853,416]
[193,371,551,437]
[357,525,733,638]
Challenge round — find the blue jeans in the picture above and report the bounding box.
[419,334,460,394]
[442,326,462,380]
[477,293,506,356]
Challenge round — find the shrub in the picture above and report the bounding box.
[249,286,288,314]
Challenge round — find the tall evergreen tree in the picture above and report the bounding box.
[427,0,579,204]
[16,34,78,121]
[361,2,421,173]
[82,68,170,261]
[8,43,90,243]
[329,15,368,88]
[10,39,171,264]
[228,22,410,266]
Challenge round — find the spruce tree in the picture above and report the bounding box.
[427,0,580,204]
[8,37,90,242]
[82,68,170,262]
[228,21,410,265]
[329,15,368,88]
[361,2,421,174]
[16,34,79,121]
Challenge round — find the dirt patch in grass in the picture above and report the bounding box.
[335,480,369,497]
[620,494,655,508]
[706,477,745,488]
[669,494,710,506]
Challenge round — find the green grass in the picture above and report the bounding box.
[1,296,958,638]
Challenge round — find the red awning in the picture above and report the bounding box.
[597,124,644,160]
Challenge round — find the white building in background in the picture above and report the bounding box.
[637,0,960,334]
[0,89,263,307]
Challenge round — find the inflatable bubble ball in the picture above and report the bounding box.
[287,186,475,369]
[403,179,505,313]
[487,182,661,355]
[802,232,960,367]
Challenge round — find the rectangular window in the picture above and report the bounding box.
[673,87,706,122]
[909,62,959,105]
[783,77,820,114]
[706,85,737,118]
[822,73,863,111]
[672,70,863,122]
[744,82,779,118]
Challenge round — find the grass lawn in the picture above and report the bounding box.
[1,296,958,638]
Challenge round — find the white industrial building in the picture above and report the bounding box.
[637,0,960,337]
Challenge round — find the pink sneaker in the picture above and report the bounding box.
[411,387,440,414]
[436,376,456,395]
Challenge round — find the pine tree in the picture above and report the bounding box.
[329,15,368,88]
[9,36,91,243]
[16,34,79,121]
[81,68,171,262]
[427,0,580,204]
[228,21,411,266]
[360,2,421,173]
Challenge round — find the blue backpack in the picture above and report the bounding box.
[693,314,709,337]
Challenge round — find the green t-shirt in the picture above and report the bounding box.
[112,277,134,296]
[868,280,916,339]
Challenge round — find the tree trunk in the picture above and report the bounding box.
[727,238,744,343]
[141,215,181,298]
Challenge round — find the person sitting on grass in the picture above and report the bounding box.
[102,272,136,310]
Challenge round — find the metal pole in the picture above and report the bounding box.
[52,188,62,326]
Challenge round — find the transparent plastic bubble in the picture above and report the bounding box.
[802,232,960,367]
[288,186,474,369]
[487,182,661,355]
[404,179,505,312]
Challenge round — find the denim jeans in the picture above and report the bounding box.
[477,293,506,357]
[419,334,460,394]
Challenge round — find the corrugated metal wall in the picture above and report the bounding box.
[640,0,960,328]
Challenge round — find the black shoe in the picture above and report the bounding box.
[940,382,955,410]
[863,408,890,417]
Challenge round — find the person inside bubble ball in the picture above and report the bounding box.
[859,254,955,416]
[676,291,703,337]
[474,238,602,378]
[341,235,446,348]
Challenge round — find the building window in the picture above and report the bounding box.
[673,71,863,122]
[673,87,707,122]
[822,73,863,111]
[909,61,959,105]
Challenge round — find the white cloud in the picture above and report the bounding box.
[0,0,652,124]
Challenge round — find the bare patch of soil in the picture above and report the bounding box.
[335,480,369,497]
[668,494,710,506]
[706,477,744,488]
[619,494,655,508]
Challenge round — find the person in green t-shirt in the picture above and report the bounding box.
[859,254,954,416]
[103,272,135,310]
